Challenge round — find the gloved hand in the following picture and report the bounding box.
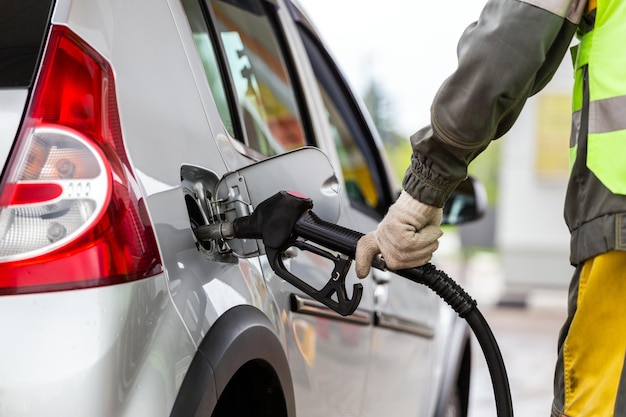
[355,190,443,278]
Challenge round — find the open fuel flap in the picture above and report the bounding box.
[182,147,341,260]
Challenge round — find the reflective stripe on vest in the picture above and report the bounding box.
[519,0,586,23]
[571,0,626,195]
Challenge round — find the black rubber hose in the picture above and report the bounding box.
[465,308,514,417]
[393,265,513,417]
[295,211,514,416]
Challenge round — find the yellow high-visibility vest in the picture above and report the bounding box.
[571,0,626,194]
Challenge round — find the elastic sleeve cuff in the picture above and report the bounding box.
[402,154,460,208]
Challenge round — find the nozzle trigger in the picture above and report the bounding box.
[266,241,362,317]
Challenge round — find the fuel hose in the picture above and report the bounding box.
[198,191,514,417]
[294,210,514,417]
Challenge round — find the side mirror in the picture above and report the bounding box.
[441,176,488,226]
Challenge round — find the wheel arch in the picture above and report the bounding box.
[170,304,296,417]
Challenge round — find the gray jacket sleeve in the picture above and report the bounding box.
[403,0,585,207]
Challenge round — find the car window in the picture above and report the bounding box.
[323,88,379,209]
[298,27,390,217]
[182,0,236,137]
[183,0,308,157]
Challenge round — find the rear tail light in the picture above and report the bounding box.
[0,25,163,294]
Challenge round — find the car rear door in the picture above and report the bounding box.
[292,10,442,416]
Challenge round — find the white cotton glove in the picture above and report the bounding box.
[355,190,443,278]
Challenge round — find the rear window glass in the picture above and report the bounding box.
[0,0,54,87]
[182,0,309,157]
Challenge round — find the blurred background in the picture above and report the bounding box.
[299,1,575,415]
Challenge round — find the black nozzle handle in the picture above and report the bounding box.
[294,211,363,258]
[293,210,385,271]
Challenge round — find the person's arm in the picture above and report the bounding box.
[356,0,585,277]
[404,0,584,208]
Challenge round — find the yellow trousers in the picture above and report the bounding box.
[552,250,626,416]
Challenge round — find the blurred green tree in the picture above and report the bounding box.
[362,78,500,206]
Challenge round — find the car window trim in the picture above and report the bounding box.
[201,0,316,157]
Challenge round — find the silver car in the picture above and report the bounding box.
[0,0,481,416]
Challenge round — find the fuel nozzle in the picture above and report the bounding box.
[198,191,363,316]
[197,222,235,241]
[197,190,314,243]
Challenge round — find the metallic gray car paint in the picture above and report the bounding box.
[0,0,470,416]
[0,275,193,416]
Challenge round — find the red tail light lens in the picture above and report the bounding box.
[0,25,163,294]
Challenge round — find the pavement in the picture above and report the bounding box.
[460,252,569,417]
